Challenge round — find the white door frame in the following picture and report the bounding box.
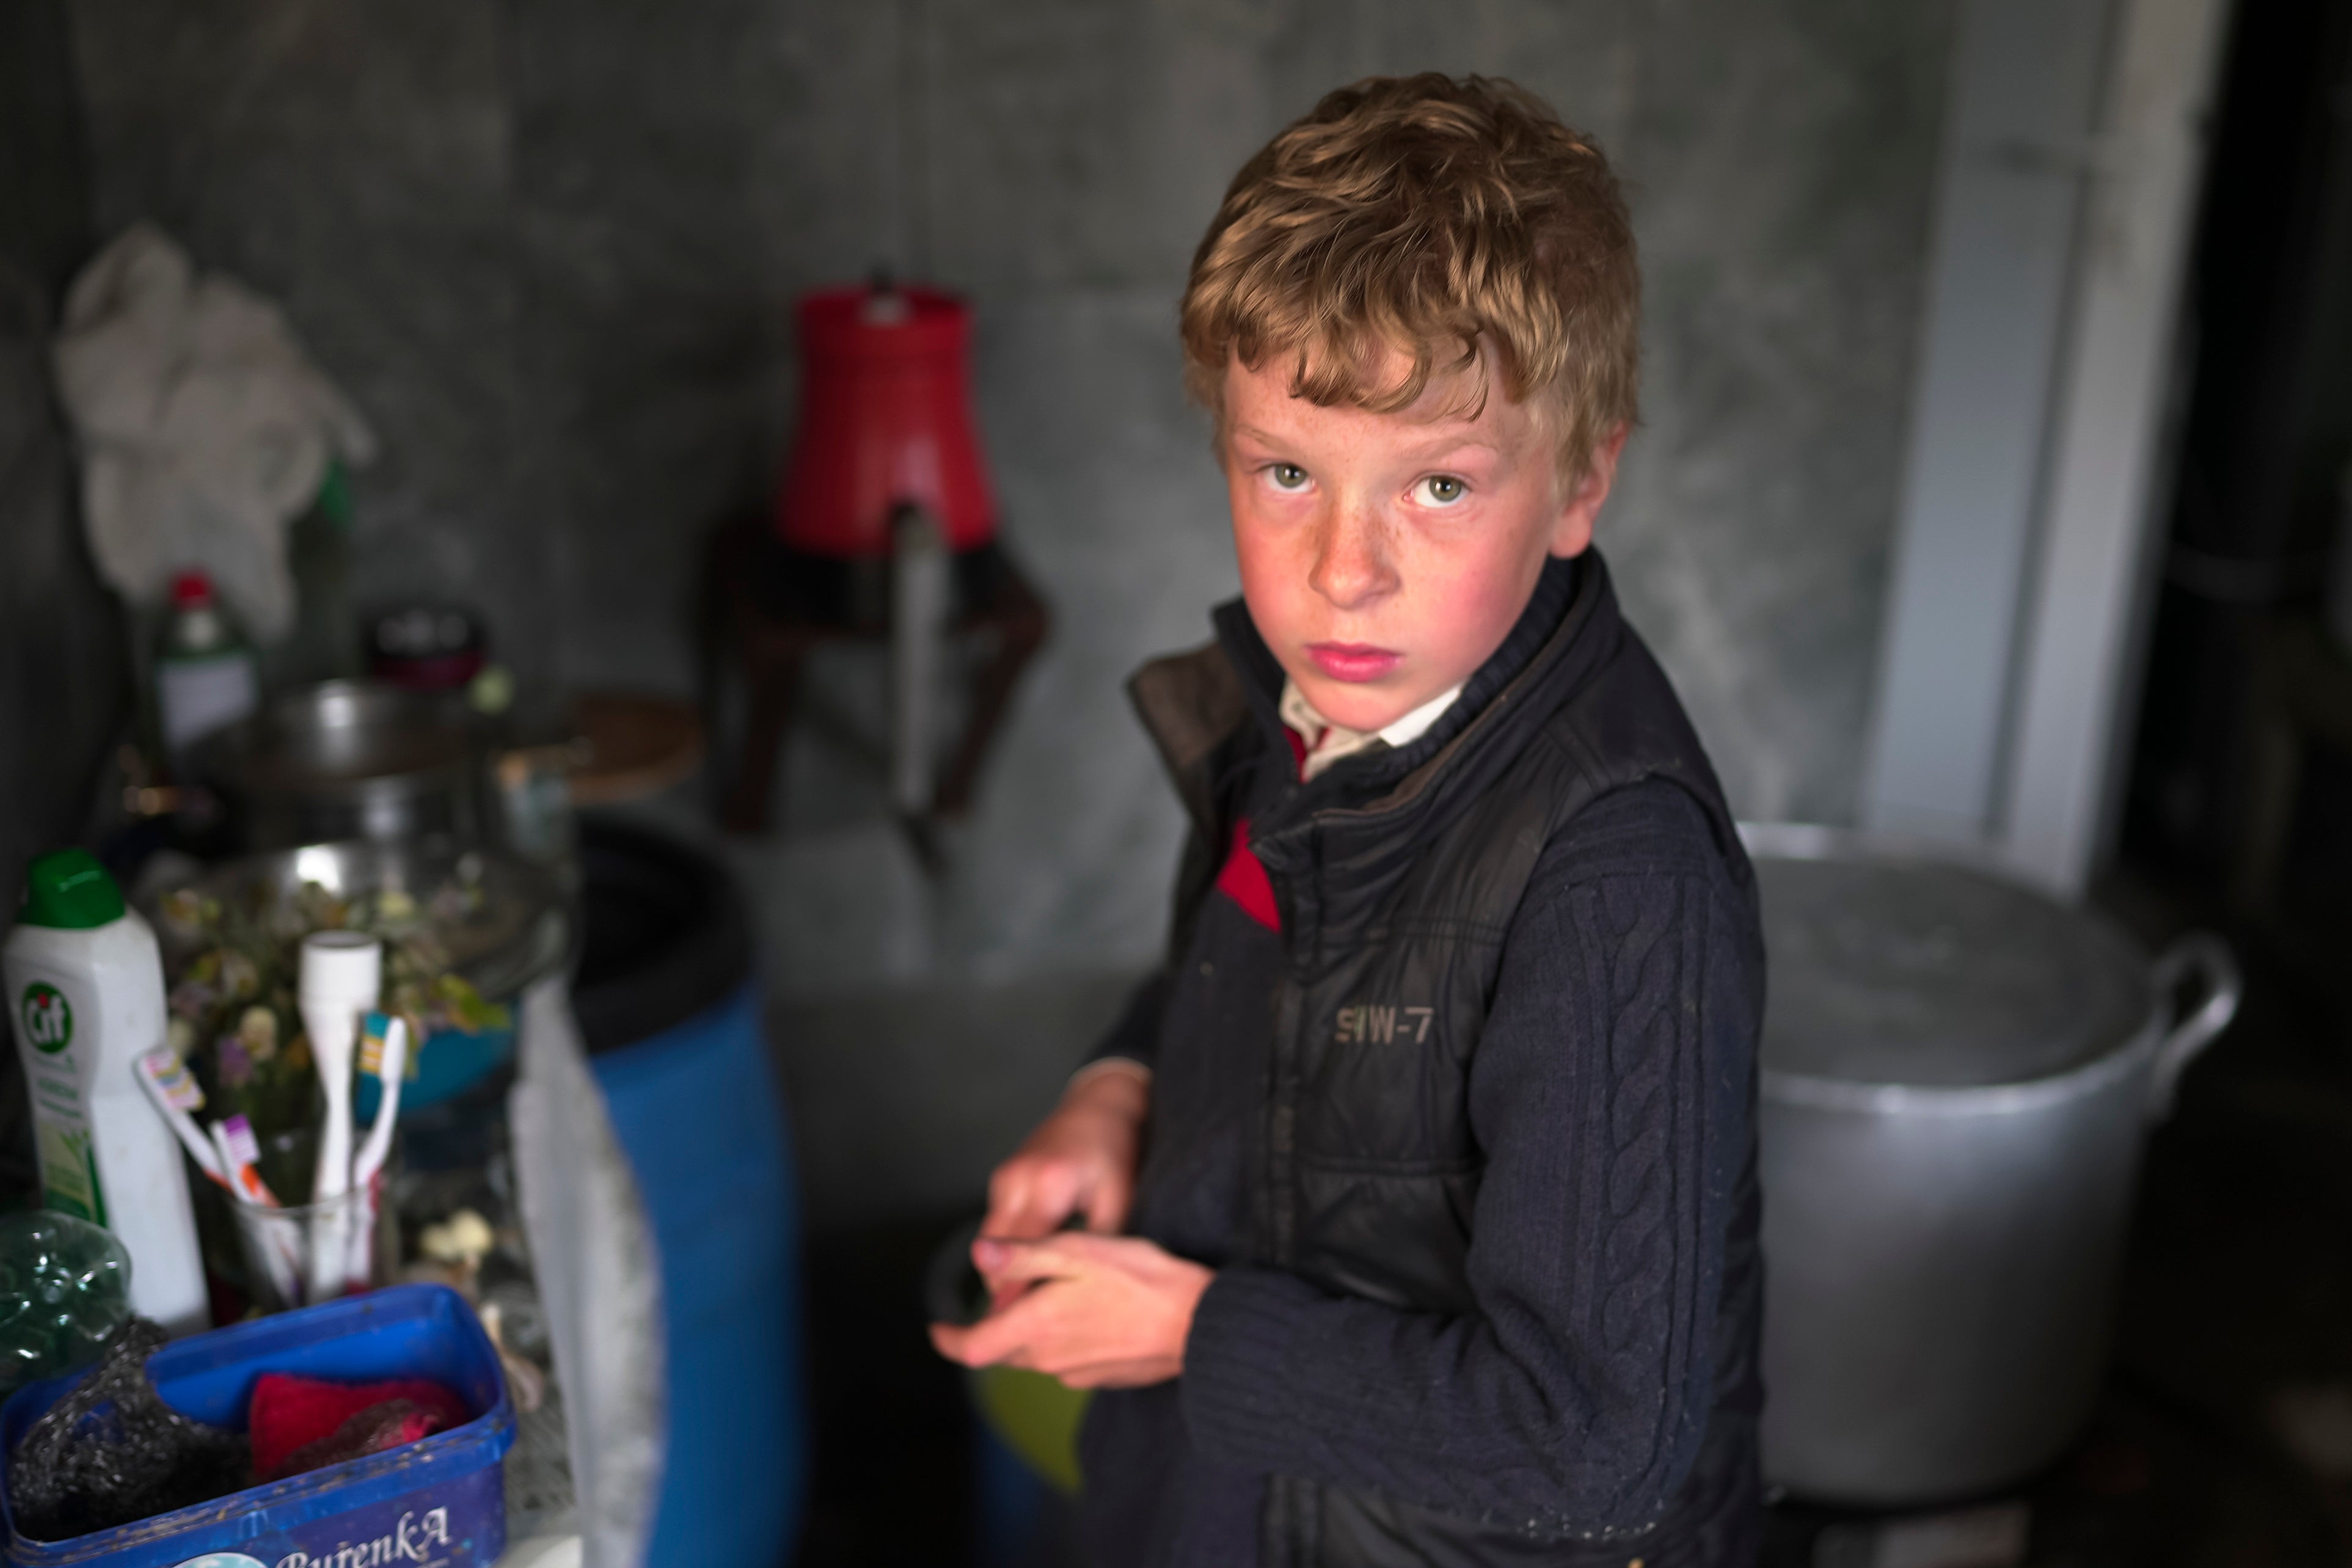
[1861,0,2229,897]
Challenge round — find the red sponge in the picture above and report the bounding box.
[247,1373,473,1481]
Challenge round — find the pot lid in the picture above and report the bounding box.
[1757,848,2150,1088]
[200,682,477,795]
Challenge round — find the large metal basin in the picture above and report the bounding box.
[1748,825,2239,1506]
[146,838,570,1006]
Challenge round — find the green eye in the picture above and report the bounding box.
[1421,475,1466,505]
[1269,463,1309,490]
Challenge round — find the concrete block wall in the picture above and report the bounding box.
[0,0,122,1197]
[0,0,120,934]
[59,0,1957,1220]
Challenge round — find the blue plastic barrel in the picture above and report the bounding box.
[573,820,806,1564]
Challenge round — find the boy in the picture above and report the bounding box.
[933,74,1763,1567]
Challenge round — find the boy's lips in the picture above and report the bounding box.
[1306,643,1403,682]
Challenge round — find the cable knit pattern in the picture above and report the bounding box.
[1589,877,1685,1382]
[1173,784,1756,1544]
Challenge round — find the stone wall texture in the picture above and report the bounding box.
[1,0,119,921]
[66,0,1957,1000]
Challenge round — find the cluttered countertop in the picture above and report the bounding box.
[1,820,587,1563]
[0,638,740,1563]
[0,580,718,1562]
[0,223,831,1567]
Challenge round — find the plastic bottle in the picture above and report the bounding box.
[154,568,260,768]
[4,850,209,1335]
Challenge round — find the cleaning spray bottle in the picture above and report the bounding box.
[4,850,208,1334]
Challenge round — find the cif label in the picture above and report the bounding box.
[20,983,71,1055]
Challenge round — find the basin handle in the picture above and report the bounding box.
[2147,932,2242,1120]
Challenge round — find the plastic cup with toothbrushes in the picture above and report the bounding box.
[224,1183,393,1315]
[136,1045,306,1310]
[219,1001,406,1312]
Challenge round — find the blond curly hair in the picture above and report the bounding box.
[1180,74,1638,483]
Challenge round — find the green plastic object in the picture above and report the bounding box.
[18,849,125,930]
[971,1364,1089,1495]
[315,459,354,530]
[0,1209,131,1399]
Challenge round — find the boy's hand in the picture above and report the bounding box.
[982,1063,1150,1242]
[929,1233,1213,1388]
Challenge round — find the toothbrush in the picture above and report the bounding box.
[299,933,381,1304]
[221,1115,304,1296]
[211,1114,280,1208]
[133,1049,227,1187]
[211,1117,300,1305]
[350,1013,409,1187]
[344,1013,409,1288]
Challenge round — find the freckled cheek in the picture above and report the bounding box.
[1413,545,1532,666]
[1230,516,1282,589]
[1230,516,1311,640]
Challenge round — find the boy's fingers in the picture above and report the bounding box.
[998,1196,1071,1240]
[930,1305,1029,1368]
[928,1321,969,1362]
[1083,1171,1131,1234]
[932,1319,1021,1368]
[981,1175,1038,1240]
[1054,1357,1174,1390]
[973,1234,1093,1287]
[985,1165,1083,1240]
[988,1176,1048,1236]
[932,1275,1083,1368]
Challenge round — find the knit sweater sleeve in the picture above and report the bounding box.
[1177,781,1761,1536]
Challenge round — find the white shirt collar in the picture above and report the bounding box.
[1278,679,1464,781]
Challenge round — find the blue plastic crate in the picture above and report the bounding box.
[0,1285,514,1568]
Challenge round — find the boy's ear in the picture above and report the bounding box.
[1549,423,1629,558]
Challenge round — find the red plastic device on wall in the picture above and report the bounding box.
[773,284,999,557]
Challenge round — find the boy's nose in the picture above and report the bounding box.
[1308,506,1400,610]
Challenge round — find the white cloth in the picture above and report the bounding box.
[511,980,664,1568]
[51,224,376,639]
[1279,678,1463,781]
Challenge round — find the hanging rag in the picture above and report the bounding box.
[51,223,376,640]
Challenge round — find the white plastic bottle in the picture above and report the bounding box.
[154,567,259,770]
[5,849,209,1335]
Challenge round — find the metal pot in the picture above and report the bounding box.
[194,681,491,850]
[1747,824,2240,1506]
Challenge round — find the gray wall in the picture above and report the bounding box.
[67,0,1956,988]
[1,0,122,1197]
[62,0,1957,1220]
[1,0,120,921]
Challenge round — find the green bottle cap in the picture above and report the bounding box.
[19,850,125,930]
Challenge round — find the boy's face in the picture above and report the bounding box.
[1219,350,1624,735]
